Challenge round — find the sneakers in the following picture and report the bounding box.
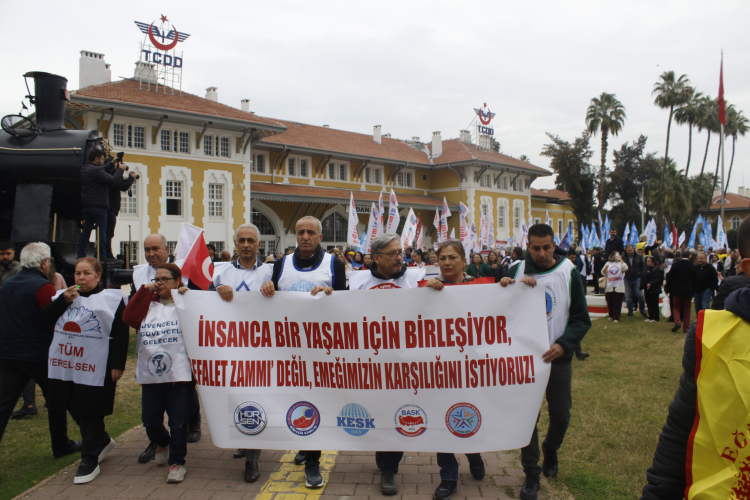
[469,458,485,480]
[519,473,540,500]
[294,451,307,465]
[542,442,558,478]
[154,445,169,466]
[167,464,186,483]
[138,442,157,463]
[380,470,398,495]
[304,460,324,488]
[98,438,116,463]
[433,480,457,500]
[74,463,100,485]
[613,319,619,324]
[53,439,82,459]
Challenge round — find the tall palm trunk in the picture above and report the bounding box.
[598,125,609,210]
[703,137,723,219]
[656,106,674,232]
[684,122,693,176]
[723,135,737,198]
[689,131,712,225]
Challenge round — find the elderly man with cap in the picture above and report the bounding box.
[132,234,203,465]
[0,242,81,458]
[260,215,346,489]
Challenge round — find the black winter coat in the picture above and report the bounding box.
[641,286,750,499]
[624,253,645,280]
[604,237,625,260]
[41,286,129,416]
[640,266,663,295]
[80,161,124,209]
[695,263,719,294]
[711,272,750,311]
[665,260,697,297]
[108,169,135,213]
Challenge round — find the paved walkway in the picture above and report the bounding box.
[17,419,543,500]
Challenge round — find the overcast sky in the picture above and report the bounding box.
[2,0,749,194]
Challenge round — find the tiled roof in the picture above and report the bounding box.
[258,119,431,164]
[709,192,750,211]
[531,188,571,201]
[427,139,550,174]
[70,79,284,128]
[251,182,454,210]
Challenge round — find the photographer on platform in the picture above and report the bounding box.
[76,150,135,261]
[105,155,136,260]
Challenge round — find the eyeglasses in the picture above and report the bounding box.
[377,250,404,258]
[151,278,174,284]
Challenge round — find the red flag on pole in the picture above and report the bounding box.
[181,230,214,290]
[718,52,726,126]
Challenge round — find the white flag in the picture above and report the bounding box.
[678,231,686,247]
[545,211,551,227]
[479,210,488,248]
[385,189,400,235]
[450,228,455,240]
[364,203,378,254]
[400,208,418,250]
[717,216,728,249]
[433,208,441,245]
[378,192,385,236]
[440,198,451,241]
[347,192,359,247]
[520,219,529,250]
[488,216,495,249]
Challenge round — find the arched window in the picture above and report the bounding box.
[251,211,277,254]
[731,216,741,230]
[322,213,348,244]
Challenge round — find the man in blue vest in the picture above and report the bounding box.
[0,243,81,457]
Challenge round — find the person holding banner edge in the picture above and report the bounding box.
[260,215,347,489]
[207,223,272,483]
[123,263,194,483]
[349,233,426,496]
[500,224,591,500]
[41,257,129,484]
[423,239,491,500]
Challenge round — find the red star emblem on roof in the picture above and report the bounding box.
[160,14,168,23]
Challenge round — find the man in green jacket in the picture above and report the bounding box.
[501,224,591,500]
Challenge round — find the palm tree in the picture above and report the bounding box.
[724,106,749,197]
[688,97,719,225]
[652,71,690,229]
[585,92,626,210]
[673,86,703,177]
[645,159,690,229]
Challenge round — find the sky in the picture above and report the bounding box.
[2,0,749,194]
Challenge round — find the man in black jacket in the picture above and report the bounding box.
[665,251,696,333]
[76,150,134,260]
[623,244,647,318]
[641,217,750,499]
[604,228,624,260]
[694,252,718,313]
[105,159,135,259]
[593,247,606,294]
[712,253,750,310]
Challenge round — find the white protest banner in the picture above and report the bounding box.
[173,284,550,453]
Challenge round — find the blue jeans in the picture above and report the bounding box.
[624,278,645,315]
[437,452,482,481]
[695,289,713,313]
[142,383,190,466]
[77,206,108,259]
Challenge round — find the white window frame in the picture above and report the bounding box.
[338,163,348,181]
[113,123,124,147]
[179,131,189,153]
[208,183,224,218]
[299,159,308,178]
[219,137,230,158]
[287,157,295,176]
[203,135,214,156]
[165,180,183,217]
[133,125,145,149]
[558,220,563,236]
[161,129,171,151]
[254,154,265,173]
[732,216,741,230]
[534,217,541,225]
[120,178,138,215]
[397,169,414,188]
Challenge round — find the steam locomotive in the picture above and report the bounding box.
[0,71,131,286]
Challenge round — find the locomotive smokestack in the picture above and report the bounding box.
[24,72,68,131]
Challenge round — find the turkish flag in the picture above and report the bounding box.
[718,54,726,126]
[181,231,214,290]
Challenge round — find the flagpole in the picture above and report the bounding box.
[721,121,726,224]
[719,50,726,227]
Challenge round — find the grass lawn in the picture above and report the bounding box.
[0,331,141,500]
[540,311,687,500]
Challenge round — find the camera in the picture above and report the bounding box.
[113,152,139,179]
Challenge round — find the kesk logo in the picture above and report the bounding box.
[56,306,102,337]
[545,284,557,320]
[286,401,320,436]
[371,283,400,289]
[394,404,427,437]
[609,266,619,275]
[147,351,173,376]
[234,401,267,435]
[337,403,375,436]
[445,403,482,438]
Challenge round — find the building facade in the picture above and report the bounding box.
[67,75,573,262]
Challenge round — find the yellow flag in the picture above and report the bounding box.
[688,310,750,499]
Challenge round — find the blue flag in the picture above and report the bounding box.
[629,222,640,246]
[603,215,611,237]
[560,227,572,250]
[688,214,703,248]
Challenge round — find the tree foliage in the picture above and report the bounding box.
[585,92,627,210]
[540,132,596,235]
[608,135,660,231]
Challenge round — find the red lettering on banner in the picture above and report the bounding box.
[239,322,248,347]
[424,320,436,347]
[275,321,285,347]
[507,357,515,385]
[496,316,507,344]
[226,322,237,347]
[204,320,215,346]
[216,321,227,347]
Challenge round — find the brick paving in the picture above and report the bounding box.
[15,417,544,500]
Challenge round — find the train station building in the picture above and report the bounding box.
[66,52,576,262]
